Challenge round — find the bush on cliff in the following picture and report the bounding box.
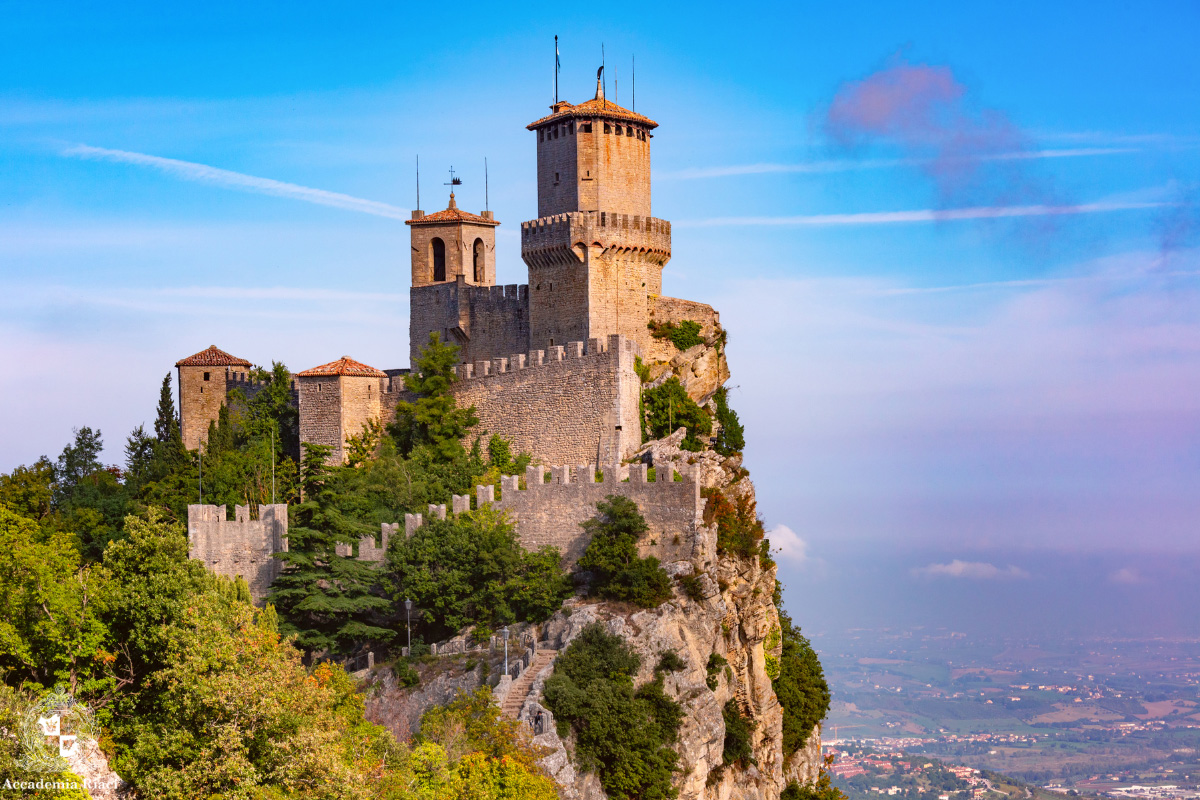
[642,377,711,451]
[712,386,746,457]
[543,623,682,800]
[774,611,831,756]
[702,487,767,563]
[649,319,704,352]
[385,509,571,641]
[576,495,673,608]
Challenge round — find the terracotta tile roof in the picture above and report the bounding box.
[296,356,387,378]
[527,98,658,130]
[406,194,499,227]
[175,345,252,368]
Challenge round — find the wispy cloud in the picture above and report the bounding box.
[912,560,1031,580]
[680,200,1169,228]
[1109,567,1143,585]
[62,144,411,220]
[657,148,1136,180]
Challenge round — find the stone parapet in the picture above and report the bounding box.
[520,210,672,268]
[187,503,288,604]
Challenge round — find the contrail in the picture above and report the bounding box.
[63,144,410,220]
[658,148,1137,180]
[680,201,1170,228]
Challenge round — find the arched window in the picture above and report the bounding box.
[473,238,485,282]
[431,237,446,282]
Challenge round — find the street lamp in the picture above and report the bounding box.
[405,598,412,655]
[501,623,511,676]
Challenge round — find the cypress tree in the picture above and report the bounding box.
[154,373,179,443]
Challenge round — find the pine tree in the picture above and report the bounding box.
[389,333,480,461]
[268,443,394,655]
[154,373,179,443]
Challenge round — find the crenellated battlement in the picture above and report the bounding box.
[187,503,288,603]
[520,210,671,269]
[450,331,636,382]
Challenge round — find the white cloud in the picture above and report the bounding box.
[769,524,809,563]
[62,144,411,220]
[911,560,1031,580]
[1109,567,1143,585]
[679,200,1168,228]
[656,148,1137,180]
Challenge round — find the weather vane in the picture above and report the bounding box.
[445,166,462,192]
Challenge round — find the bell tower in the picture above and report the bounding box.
[522,72,672,353]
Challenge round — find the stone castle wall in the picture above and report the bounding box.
[409,217,497,287]
[187,503,288,602]
[421,333,642,466]
[298,375,344,460]
[409,279,530,367]
[178,365,229,451]
[535,117,652,218]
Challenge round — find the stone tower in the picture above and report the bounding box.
[522,73,672,353]
[296,355,387,464]
[406,194,528,367]
[176,345,253,451]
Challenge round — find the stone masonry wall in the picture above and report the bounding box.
[339,375,382,458]
[409,218,496,287]
[187,503,288,603]
[536,119,581,217]
[409,278,529,367]
[298,375,344,461]
[414,333,642,466]
[178,365,229,451]
[490,462,705,567]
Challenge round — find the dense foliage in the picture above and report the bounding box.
[781,757,849,800]
[576,496,673,607]
[268,444,395,655]
[712,386,746,457]
[642,377,712,451]
[722,699,757,768]
[649,319,704,352]
[385,509,571,641]
[702,486,769,564]
[543,624,682,800]
[775,611,831,756]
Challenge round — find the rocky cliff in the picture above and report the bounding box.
[363,319,824,799]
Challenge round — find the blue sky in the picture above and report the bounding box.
[3,0,1199,591]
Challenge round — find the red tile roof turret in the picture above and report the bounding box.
[175,345,252,368]
[527,97,658,131]
[296,356,387,378]
[406,193,499,226]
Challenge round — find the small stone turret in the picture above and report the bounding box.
[175,345,253,451]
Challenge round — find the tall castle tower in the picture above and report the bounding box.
[522,73,672,353]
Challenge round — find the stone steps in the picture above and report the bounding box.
[500,649,558,719]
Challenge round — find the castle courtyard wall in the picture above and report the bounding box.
[187,504,288,603]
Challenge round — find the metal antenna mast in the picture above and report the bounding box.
[485,158,489,212]
[633,55,636,112]
[554,35,560,104]
[602,43,606,106]
[416,155,420,210]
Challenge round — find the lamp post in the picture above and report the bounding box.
[502,625,510,676]
[405,599,412,655]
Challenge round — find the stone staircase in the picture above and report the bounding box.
[500,649,558,719]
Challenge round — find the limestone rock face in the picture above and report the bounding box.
[644,325,731,406]
[64,738,128,800]
[365,660,486,740]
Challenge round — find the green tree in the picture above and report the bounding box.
[774,611,831,756]
[52,426,105,507]
[0,457,54,520]
[385,509,569,640]
[642,377,711,451]
[712,386,745,456]
[268,444,393,655]
[390,333,480,461]
[542,623,681,800]
[153,373,179,444]
[722,699,756,768]
[0,507,113,697]
[576,496,672,607]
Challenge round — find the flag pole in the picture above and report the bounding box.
[554,35,559,104]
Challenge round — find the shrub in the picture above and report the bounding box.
[678,572,706,601]
[576,496,673,608]
[706,652,728,691]
[642,377,712,451]
[702,487,767,562]
[656,650,686,674]
[634,355,652,383]
[722,700,756,767]
[542,624,681,800]
[774,612,831,756]
[781,758,848,800]
[649,319,704,351]
[712,387,745,456]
